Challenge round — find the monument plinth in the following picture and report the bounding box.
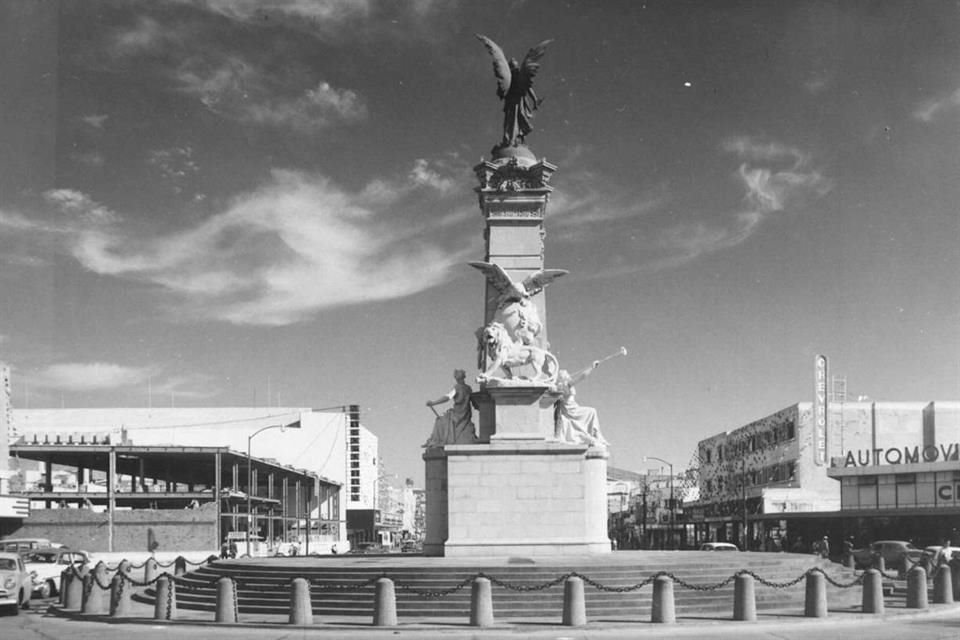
[422,37,616,557]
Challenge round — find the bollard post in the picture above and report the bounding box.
[951,559,960,602]
[934,564,954,604]
[59,568,71,606]
[844,552,855,569]
[116,559,131,577]
[215,577,238,623]
[109,572,132,617]
[651,575,676,623]
[144,558,158,584]
[906,566,928,609]
[874,555,886,574]
[470,577,494,627]
[81,571,105,615]
[63,565,87,610]
[289,577,313,626]
[861,569,884,614]
[154,575,177,620]
[174,556,187,576]
[804,571,827,618]
[733,573,757,621]
[373,577,397,626]
[562,576,586,626]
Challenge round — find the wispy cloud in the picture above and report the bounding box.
[53,168,469,325]
[178,0,372,23]
[28,362,152,392]
[653,136,832,268]
[175,56,367,133]
[44,189,120,225]
[913,88,960,122]
[81,114,109,129]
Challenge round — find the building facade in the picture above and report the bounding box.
[688,400,960,552]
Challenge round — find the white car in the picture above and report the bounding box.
[700,542,739,551]
[0,552,31,614]
[23,548,90,599]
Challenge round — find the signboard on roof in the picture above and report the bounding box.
[814,355,828,466]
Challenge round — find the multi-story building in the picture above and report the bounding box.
[1,403,380,551]
[607,466,683,549]
[688,399,960,552]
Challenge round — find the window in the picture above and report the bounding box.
[704,449,712,463]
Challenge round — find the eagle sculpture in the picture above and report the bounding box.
[469,261,567,308]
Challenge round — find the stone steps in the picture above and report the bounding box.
[135,553,862,618]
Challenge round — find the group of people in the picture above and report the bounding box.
[423,360,610,449]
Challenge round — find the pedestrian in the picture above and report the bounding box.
[819,535,830,559]
[934,538,952,568]
[220,541,229,559]
[229,541,237,559]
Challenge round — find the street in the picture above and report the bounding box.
[3,603,960,640]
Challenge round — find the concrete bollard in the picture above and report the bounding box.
[59,568,71,606]
[861,569,884,614]
[470,577,494,627]
[154,575,177,620]
[934,564,954,604]
[215,577,238,623]
[733,573,757,621]
[82,571,105,615]
[874,555,886,574]
[115,559,131,577]
[906,566,928,609]
[289,577,313,626]
[562,576,587,626]
[804,571,827,618]
[651,575,676,623]
[174,556,187,576]
[951,560,960,601]
[63,565,87,610]
[109,573,132,617]
[844,553,855,569]
[373,577,397,626]
[144,558,158,584]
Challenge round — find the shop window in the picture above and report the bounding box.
[857,476,878,509]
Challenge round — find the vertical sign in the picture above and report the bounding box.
[814,355,828,466]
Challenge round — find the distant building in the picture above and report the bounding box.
[687,400,960,552]
[607,466,682,550]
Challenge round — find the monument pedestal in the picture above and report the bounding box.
[423,385,610,557]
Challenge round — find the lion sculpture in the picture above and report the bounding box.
[477,321,559,384]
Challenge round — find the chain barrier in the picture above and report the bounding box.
[122,562,873,610]
[231,577,239,622]
[164,575,174,620]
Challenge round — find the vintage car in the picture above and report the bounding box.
[0,552,31,613]
[23,548,91,599]
[0,538,60,554]
[851,540,923,569]
[699,542,739,551]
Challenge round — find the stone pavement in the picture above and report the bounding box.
[47,585,960,639]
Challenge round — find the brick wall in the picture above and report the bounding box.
[8,503,218,552]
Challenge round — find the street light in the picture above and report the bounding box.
[643,456,675,549]
[247,418,301,557]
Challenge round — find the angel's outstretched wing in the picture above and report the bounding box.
[516,39,554,95]
[522,268,568,296]
[469,261,515,295]
[475,34,511,99]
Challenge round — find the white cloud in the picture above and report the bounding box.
[913,88,960,122]
[182,0,371,22]
[44,189,120,225]
[656,137,831,266]
[29,362,152,392]
[175,57,367,133]
[66,169,467,325]
[81,114,109,129]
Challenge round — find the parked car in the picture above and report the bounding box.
[700,542,739,551]
[0,552,31,614]
[921,545,960,568]
[851,540,923,569]
[0,538,61,554]
[22,548,91,599]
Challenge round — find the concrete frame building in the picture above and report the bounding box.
[0,404,382,552]
[688,400,960,552]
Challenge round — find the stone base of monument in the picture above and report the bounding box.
[423,438,609,557]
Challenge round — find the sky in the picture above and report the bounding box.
[1,1,958,486]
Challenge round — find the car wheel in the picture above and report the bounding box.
[37,580,52,599]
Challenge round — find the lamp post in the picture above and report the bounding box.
[643,456,674,549]
[247,418,301,557]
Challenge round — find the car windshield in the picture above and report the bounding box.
[0,558,17,570]
[26,553,57,563]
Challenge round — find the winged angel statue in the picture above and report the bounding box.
[476,35,553,148]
